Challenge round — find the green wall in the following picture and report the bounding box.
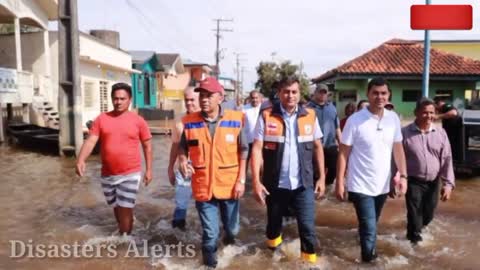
[131,59,158,109]
[332,78,472,119]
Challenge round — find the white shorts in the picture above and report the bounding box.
[100,172,141,208]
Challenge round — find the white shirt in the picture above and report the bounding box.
[341,107,402,196]
[254,105,323,190]
[242,104,261,143]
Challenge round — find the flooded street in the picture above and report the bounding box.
[1,135,480,270]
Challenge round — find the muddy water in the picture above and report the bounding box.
[1,136,479,270]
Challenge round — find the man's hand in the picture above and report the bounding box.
[168,166,176,186]
[253,182,270,206]
[234,182,245,199]
[76,161,86,177]
[397,177,407,196]
[389,177,407,198]
[314,179,325,200]
[335,181,346,201]
[143,170,152,186]
[179,158,195,178]
[441,186,452,201]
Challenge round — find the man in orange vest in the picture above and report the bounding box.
[251,75,326,264]
[178,77,248,268]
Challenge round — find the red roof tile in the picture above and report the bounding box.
[312,39,480,82]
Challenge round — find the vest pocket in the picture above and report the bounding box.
[189,144,205,167]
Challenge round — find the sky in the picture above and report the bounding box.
[75,0,480,95]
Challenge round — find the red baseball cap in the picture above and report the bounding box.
[194,77,224,94]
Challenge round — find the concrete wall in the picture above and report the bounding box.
[79,34,131,69]
[0,32,48,74]
[49,32,134,126]
[79,62,131,124]
[334,79,368,118]
[0,0,50,29]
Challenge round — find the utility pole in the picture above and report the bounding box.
[233,52,245,97]
[241,67,246,94]
[58,0,83,156]
[422,0,431,98]
[212,18,233,78]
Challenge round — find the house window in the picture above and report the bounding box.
[402,90,422,102]
[435,90,453,102]
[83,81,95,108]
[339,90,357,102]
[99,81,109,112]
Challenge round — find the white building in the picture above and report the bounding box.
[0,0,57,107]
[0,1,139,129]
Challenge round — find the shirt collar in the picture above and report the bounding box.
[411,122,436,133]
[309,100,329,108]
[280,103,298,117]
[201,104,224,122]
[363,106,385,119]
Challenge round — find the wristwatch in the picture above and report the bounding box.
[239,178,246,184]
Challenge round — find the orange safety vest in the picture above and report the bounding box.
[261,103,317,190]
[182,109,243,201]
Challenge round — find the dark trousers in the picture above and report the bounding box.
[348,192,388,262]
[266,186,317,254]
[314,146,338,185]
[405,177,440,240]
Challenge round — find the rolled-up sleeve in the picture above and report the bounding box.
[253,114,265,142]
[314,116,323,140]
[238,125,249,160]
[179,131,188,153]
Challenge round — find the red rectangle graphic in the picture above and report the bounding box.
[411,5,472,30]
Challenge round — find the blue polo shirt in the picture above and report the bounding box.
[307,101,339,148]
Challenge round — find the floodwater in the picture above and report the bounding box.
[1,136,479,270]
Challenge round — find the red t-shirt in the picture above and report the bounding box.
[90,111,152,176]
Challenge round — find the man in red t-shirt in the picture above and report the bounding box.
[76,82,152,235]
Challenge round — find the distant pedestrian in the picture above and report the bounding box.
[307,83,341,186]
[242,90,263,168]
[167,87,199,230]
[340,102,356,131]
[434,97,462,161]
[357,99,369,111]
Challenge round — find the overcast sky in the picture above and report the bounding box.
[77,0,480,94]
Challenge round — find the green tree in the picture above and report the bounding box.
[255,60,310,99]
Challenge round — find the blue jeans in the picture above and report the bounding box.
[173,171,192,221]
[195,198,240,267]
[266,186,316,255]
[348,192,387,262]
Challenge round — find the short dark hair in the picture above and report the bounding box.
[433,96,446,104]
[367,77,390,93]
[344,102,356,114]
[277,75,300,91]
[415,97,435,112]
[111,82,132,98]
[357,99,368,111]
